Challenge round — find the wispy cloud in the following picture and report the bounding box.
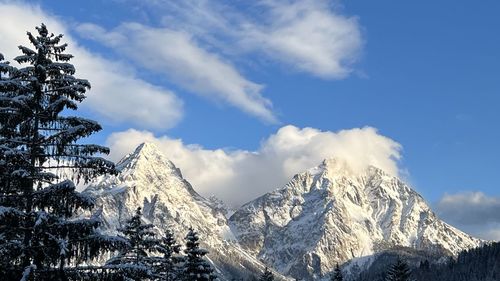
[76,0,363,122]
[77,22,277,123]
[241,0,363,78]
[145,0,363,79]
[0,2,183,129]
[106,125,401,207]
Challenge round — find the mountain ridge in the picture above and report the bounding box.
[85,142,281,280]
[85,142,482,280]
[229,157,482,279]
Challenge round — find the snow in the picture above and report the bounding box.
[229,157,483,279]
[84,142,280,280]
[35,211,48,226]
[0,206,24,218]
[20,264,36,281]
[83,143,481,280]
[58,238,69,256]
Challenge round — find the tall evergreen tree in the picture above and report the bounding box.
[106,208,159,280]
[182,227,216,281]
[331,263,343,281]
[258,267,274,281]
[386,258,412,281]
[0,24,119,280]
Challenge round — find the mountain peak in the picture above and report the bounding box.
[307,158,394,182]
[116,142,179,175]
[135,142,161,155]
[306,157,371,179]
[230,158,482,279]
[320,157,355,174]
[86,142,184,196]
[84,144,272,280]
[126,142,165,163]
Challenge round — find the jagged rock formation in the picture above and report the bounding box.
[85,143,482,280]
[85,143,281,280]
[229,158,482,279]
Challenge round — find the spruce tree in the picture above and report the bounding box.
[331,263,343,281]
[182,227,216,281]
[0,24,119,280]
[155,229,182,281]
[106,208,159,280]
[386,258,412,281]
[259,267,274,281]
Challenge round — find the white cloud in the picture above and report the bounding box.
[75,0,363,122]
[106,125,401,207]
[76,22,277,123]
[0,2,183,129]
[145,0,363,79]
[242,0,363,79]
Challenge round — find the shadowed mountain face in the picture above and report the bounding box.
[229,158,482,279]
[86,143,481,280]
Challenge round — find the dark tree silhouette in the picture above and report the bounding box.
[386,258,412,281]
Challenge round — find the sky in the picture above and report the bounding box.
[0,0,499,240]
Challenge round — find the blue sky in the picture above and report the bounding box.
[0,0,499,239]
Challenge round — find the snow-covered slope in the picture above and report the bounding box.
[85,144,482,280]
[84,143,281,280]
[229,158,482,279]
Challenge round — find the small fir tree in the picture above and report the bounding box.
[0,24,119,280]
[155,229,182,281]
[386,258,412,281]
[106,208,159,280]
[182,227,216,281]
[259,267,274,281]
[331,263,343,281]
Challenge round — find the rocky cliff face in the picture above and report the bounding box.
[84,143,280,280]
[229,158,482,279]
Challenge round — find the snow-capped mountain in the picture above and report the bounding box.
[228,158,482,279]
[85,143,482,280]
[84,143,281,280]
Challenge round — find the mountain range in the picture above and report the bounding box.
[84,143,482,280]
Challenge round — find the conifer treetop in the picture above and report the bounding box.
[386,257,413,281]
[0,23,120,280]
[3,22,115,188]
